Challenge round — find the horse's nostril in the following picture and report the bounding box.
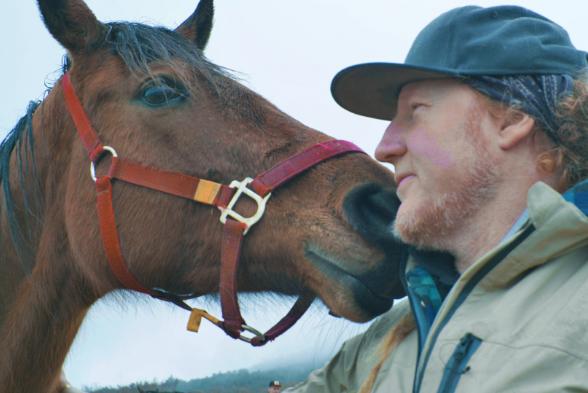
[343,183,407,300]
[343,183,400,247]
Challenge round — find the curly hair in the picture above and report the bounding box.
[468,73,588,188]
[553,73,588,185]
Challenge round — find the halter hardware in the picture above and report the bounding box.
[219,177,271,234]
[90,146,118,182]
[235,324,266,344]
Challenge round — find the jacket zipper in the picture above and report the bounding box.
[436,333,482,393]
[412,224,535,393]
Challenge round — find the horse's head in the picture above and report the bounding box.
[34,0,404,323]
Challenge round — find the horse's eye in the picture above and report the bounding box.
[139,79,187,108]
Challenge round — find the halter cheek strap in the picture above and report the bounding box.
[62,73,365,345]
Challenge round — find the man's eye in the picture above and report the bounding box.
[410,103,426,111]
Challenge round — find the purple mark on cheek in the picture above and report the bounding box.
[407,127,455,168]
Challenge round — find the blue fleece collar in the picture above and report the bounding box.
[563,179,588,216]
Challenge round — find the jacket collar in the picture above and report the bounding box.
[479,181,588,289]
[563,178,588,215]
[405,181,588,292]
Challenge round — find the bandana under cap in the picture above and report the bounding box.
[464,74,574,144]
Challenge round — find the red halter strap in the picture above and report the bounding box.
[62,73,365,345]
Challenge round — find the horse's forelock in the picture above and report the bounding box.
[102,22,267,126]
[105,23,225,91]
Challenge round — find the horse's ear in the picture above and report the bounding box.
[37,0,107,53]
[176,0,214,50]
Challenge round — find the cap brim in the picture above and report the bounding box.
[331,63,460,120]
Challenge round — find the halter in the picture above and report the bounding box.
[61,73,365,346]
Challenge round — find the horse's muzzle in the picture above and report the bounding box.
[343,182,407,299]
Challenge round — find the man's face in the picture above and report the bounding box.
[268,386,281,393]
[375,79,500,250]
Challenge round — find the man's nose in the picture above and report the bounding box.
[374,121,406,163]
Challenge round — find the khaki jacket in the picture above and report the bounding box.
[286,182,588,393]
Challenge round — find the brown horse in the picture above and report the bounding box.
[0,0,404,391]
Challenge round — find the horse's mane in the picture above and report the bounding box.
[0,100,42,273]
[1,21,268,273]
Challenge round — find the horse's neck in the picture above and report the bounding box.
[0,242,91,392]
[0,91,92,392]
[0,222,25,328]
[0,225,88,392]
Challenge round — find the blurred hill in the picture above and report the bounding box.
[86,362,321,393]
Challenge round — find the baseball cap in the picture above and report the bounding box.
[331,5,588,120]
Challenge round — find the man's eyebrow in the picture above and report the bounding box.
[402,91,431,104]
[400,83,431,100]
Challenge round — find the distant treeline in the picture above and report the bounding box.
[86,366,316,393]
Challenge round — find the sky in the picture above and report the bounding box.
[1,0,587,389]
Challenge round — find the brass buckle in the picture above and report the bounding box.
[219,177,271,234]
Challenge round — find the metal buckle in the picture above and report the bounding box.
[219,177,271,234]
[90,146,118,182]
[236,324,266,344]
[186,308,265,344]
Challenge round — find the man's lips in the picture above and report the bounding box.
[395,173,415,188]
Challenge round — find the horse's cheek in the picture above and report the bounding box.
[63,151,110,290]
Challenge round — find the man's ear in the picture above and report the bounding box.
[497,110,536,150]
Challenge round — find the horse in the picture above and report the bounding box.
[0,0,405,391]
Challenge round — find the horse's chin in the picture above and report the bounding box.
[304,248,394,322]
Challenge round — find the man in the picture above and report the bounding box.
[268,380,282,393]
[286,5,588,393]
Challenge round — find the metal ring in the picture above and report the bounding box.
[237,324,265,344]
[90,146,118,182]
